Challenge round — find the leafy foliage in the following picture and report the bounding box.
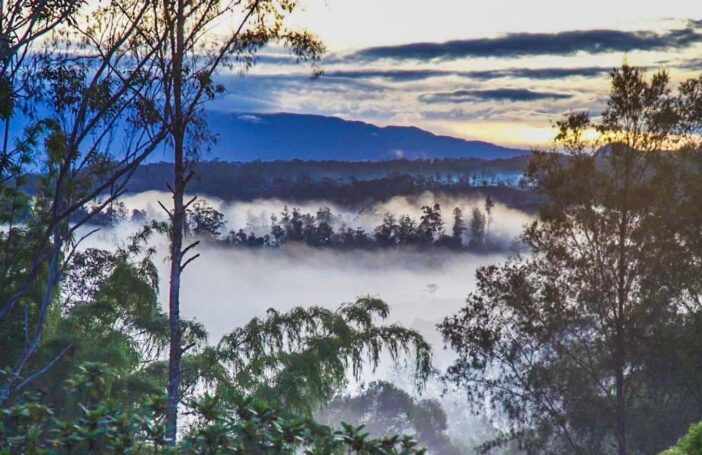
[661,423,702,455]
[1,223,433,452]
[319,381,462,455]
[1,363,427,454]
[217,298,432,415]
[440,65,702,454]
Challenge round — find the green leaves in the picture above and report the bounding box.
[661,422,702,455]
[180,392,427,454]
[1,367,427,454]
[217,297,432,415]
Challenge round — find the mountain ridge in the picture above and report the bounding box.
[144,111,527,162]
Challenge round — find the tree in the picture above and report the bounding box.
[440,65,702,454]
[0,1,83,153]
[0,0,169,404]
[319,381,462,455]
[396,215,418,245]
[467,208,486,250]
[187,200,225,239]
[417,204,443,245]
[1,363,429,454]
[451,207,466,247]
[662,423,702,455]
[375,213,398,247]
[216,297,432,415]
[483,195,494,244]
[140,0,324,442]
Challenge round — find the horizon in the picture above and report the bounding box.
[204,1,702,148]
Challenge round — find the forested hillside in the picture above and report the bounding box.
[125,157,540,209]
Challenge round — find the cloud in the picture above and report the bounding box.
[325,69,453,81]
[237,114,266,124]
[420,88,574,103]
[677,58,702,71]
[324,66,612,82]
[348,24,702,62]
[467,67,611,80]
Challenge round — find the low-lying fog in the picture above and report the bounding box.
[80,191,533,451]
[117,190,533,245]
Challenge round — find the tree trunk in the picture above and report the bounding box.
[615,315,627,455]
[164,147,184,444]
[615,169,630,455]
[165,0,186,445]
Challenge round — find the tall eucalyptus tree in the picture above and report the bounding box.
[136,0,323,442]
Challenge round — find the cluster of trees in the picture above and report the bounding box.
[440,66,702,454]
[128,155,530,189]
[183,199,502,252]
[4,371,429,453]
[318,381,464,455]
[2,223,434,452]
[0,0,438,452]
[126,162,541,210]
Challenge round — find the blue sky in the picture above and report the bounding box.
[210,1,702,148]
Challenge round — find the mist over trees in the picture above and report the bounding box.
[0,0,433,453]
[318,381,464,455]
[99,198,502,252]
[0,0,701,453]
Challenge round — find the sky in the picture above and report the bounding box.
[210,0,702,148]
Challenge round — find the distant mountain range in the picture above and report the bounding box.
[144,112,527,162]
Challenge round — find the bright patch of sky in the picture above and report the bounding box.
[208,0,702,148]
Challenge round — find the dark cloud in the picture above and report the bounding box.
[325,67,611,81]
[420,88,574,103]
[324,69,451,81]
[255,54,302,65]
[469,67,611,80]
[677,58,702,71]
[348,23,702,62]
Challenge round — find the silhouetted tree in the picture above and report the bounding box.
[187,200,225,239]
[452,207,466,247]
[375,213,398,247]
[397,215,418,245]
[319,381,462,455]
[467,208,486,250]
[142,0,324,440]
[417,204,444,245]
[441,65,702,455]
[484,195,494,243]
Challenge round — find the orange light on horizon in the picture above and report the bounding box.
[423,120,602,150]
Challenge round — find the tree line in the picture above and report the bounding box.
[124,162,541,210]
[91,197,506,252]
[217,201,501,251]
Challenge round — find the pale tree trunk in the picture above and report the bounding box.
[165,0,186,444]
[164,140,184,444]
